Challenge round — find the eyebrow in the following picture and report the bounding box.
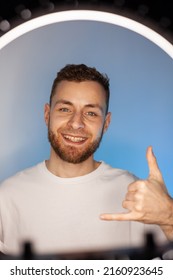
[54,99,73,107]
[53,99,104,113]
[84,103,104,113]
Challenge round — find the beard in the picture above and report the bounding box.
[48,126,104,164]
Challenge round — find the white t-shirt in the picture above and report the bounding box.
[0,161,166,256]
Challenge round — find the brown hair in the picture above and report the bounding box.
[50,64,110,114]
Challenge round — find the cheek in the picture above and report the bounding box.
[90,122,104,138]
[96,128,104,138]
[49,114,67,129]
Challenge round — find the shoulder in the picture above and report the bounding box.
[0,161,44,192]
[100,161,138,184]
[95,161,138,199]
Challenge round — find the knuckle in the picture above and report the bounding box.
[137,180,148,193]
[122,200,129,209]
[134,192,143,201]
[139,180,146,188]
[134,204,143,212]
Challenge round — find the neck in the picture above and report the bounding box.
[45,150,100,178]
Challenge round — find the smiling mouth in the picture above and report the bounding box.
[62,134,87,144]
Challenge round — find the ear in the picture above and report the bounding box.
[103,112,111,133]
[44,103,50,126]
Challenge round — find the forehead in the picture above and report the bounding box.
[52,80,106,106]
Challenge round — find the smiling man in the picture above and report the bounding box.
[45,78,110,177]
[0,64,172,257]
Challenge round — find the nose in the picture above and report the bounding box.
[67,112,85,130]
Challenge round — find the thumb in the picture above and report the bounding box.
[146,146,164,183]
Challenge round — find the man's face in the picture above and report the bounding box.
[44,80,111,164]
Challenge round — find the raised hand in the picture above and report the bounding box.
[100,146,173,239]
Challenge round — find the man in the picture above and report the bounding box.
[0,64,172,256]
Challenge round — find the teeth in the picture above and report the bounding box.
[64,135,86,143]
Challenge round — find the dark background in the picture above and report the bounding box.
[0,0,173,42]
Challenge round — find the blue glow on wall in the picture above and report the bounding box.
[0,20,173,196]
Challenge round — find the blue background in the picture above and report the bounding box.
[0,19,173,195]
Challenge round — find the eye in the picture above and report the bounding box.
[86,111,97,117]
[59,107,70,112]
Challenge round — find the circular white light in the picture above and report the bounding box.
[0,10,173,58]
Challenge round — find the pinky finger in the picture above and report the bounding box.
[99,212,135,221]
